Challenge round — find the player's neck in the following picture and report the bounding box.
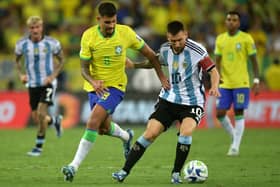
[228,30,239,36]
[30,35,43,42]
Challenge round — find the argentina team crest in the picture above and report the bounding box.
[115,45,122,55]
[173,61,179,70]
[183,59,188,69]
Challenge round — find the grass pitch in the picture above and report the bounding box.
[0,126,279,187]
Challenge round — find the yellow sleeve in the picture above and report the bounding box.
[247,34,257,56]
[214,35,222,56]
[79,30,92,61]
[126,26,145,50]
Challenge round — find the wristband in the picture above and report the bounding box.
[253,78,260,84]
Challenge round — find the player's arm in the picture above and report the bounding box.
[200,56,220,97]
[15,54,27,84]
[215,55,222,83]
[139,44,170,90]
[80,59,108,96]
[249,54,260,95]
[80,59,93,84]
[43,50,65,85]
[125,58,153,69]
[208,67,220,97]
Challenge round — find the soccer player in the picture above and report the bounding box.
[112,20,220,184]
[214,11,260,156]
[15,16,64,156]
[61,2,169,182]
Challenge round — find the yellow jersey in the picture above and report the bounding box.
[214,30,257,88]
[80,24,145,92]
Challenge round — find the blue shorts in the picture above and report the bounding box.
[216,88,250,110]
[88,87,124,114]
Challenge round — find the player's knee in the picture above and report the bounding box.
[143,130,159,141]
[87,117,101,129]
[216,110,227,118]
[234,109,244,116]
[37,111,46,122]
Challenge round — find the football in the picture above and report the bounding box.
[183,160,208,183]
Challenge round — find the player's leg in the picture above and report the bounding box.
[112,98,170,182]
[62,103,106,182]
[171,105,203,184]
[96,87,133,158]
[216,88,235,148]
[27,87,44,156]
[230,88,250,155]
[45,84,63,137]
[27,110,44,156]
[171,118,195,184]
[112,119,164,182]
[62,88,124,182]
[45,114,63,137]
[100,118,134,159]
[96,88,133,158]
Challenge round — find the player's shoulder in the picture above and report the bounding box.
[44,35,59,42]
[116,24,136,35]
[238,30,250,36]
[238,30,253,40]
[43,35,61,47]
[216,32,228,40]
[82,25,98,36]
[16,36,29,45]
[187,38,204,48]
[186,38,207,55]
[116,24,132,31]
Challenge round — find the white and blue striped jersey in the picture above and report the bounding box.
[158,39,215,107]
[15,36,61,87]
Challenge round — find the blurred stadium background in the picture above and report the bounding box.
[0,0,280,129]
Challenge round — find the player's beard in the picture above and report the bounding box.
[173,47,183,54]
[104,27,114,37]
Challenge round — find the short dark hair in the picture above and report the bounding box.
[167,21,184,35]
[98,2,117,17]
[227,11,240,19]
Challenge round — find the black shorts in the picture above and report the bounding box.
[149,98,204,131]
[28,84,55,110]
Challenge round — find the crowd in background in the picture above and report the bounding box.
[0,0,280,91]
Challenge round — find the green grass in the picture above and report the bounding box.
[0,126,279,187]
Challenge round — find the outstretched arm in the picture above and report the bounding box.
[139,44,170,90]
[125,58,153,69]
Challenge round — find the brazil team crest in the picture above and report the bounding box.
[115,46,122,55]
[236,43,241,51]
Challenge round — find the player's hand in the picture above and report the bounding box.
[44,76,54,85]
[20,74,28,84]
[208,87,220,97]
[160,76,170,90]
[92,80,109,97]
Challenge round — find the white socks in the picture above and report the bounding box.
[232,118,245,150]
[220,115,245,151]
[69,138,93,171]
[68,122,129,171]
[108,122,129,142]
[220,116,235,140]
